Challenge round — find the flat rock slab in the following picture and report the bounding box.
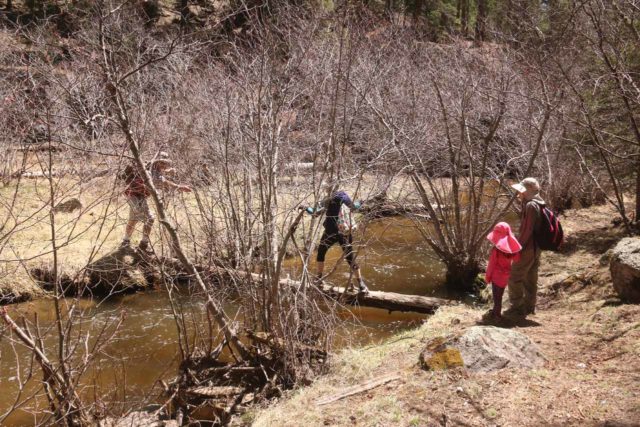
[609,237,640,303]
[420,326,545,373]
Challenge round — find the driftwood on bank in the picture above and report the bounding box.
[15,144,66,153]
[315,373,401,406]
[359,192,446,219]
[3,167,111,180]
[185,386,244,398]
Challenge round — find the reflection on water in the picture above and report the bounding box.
[0,218,449,425]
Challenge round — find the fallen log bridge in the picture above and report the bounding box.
[161,257,450,315]
[317,283,449,314]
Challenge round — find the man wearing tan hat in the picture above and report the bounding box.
[505,177,545,317]
[120,156,191,252]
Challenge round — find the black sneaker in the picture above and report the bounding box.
[357,280,369,294]
[119,239,131,249]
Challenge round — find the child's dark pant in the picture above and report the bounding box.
[492,284,505,316]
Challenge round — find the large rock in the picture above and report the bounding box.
[609,237,640,303]
[420,326,545,373]
[53,197,83,213]
[83,247,153,297]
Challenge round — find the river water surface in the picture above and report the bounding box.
[0,218,460,425]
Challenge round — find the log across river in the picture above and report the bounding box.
[159,258,449,315]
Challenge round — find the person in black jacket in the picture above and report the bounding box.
[303,189,369,294]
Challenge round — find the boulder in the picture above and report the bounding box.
[54,197,83,213]
[419,336,464,370]
[420,326,545,373]
[609,237,640,303]
[83,247,152,296]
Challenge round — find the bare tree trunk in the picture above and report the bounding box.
[475,0,488,42]
[98,18,250,361]
[461,0,470,37]
[177,0,189,25]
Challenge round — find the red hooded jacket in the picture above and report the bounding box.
[485,248,520,288]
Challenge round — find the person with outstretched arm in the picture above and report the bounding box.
[120,157,191,252]
[302,189,369,294]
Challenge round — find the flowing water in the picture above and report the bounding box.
[0,218,458,425]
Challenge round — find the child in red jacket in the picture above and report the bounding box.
[483,222,522,323]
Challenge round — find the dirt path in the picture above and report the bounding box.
[250,203,640,426]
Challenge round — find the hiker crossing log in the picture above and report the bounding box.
[159,257,449,314]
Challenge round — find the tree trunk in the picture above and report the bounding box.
[636,159,640,223]
[475,0,488,42]
[461,0,470,37]
[177,0,188,25]
[413,0,424,23]
[444,257,480,292]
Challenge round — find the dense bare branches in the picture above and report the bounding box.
[1,0,639,424]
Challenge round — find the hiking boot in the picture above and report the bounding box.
[502,306,526,318]
[480,310,503,325]
[357,279,369,295]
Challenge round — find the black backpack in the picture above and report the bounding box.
[535,205,564,251]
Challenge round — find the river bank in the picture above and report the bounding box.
[248,202,640,426]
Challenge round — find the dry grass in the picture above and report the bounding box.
[0,170,411,302]
[247,202,640,427]
[0,173,205,301]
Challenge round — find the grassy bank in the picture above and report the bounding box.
[248,203,640,426]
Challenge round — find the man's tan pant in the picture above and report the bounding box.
[508,247,540,313]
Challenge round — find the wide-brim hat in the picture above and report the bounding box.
[511,182,527,193]
[150,158,172,168]
[511,177,540,195]
[487,222,522,254]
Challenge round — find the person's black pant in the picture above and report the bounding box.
[317,230,357,268]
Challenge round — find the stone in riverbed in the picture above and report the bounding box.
[609,237,640,303]
[420,326,545,373]
[83,247,150,296]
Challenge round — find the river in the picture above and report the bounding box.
[0,218,463,425]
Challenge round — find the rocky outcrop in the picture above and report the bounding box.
[83,247,157,297]
[420,326,545,373]
[609,237,640,303]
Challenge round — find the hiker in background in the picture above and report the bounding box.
[505,177,545,317]
[302,188,369,294]
[482,222,522,324]
[120,157,191,251]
